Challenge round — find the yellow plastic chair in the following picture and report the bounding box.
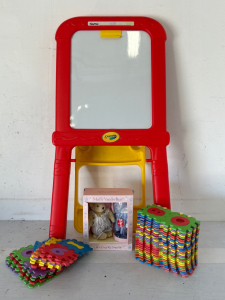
[74,146,147,233]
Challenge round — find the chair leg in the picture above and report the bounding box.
[49,145,73,239]
[148,146,171,209]
[74,164,83,233]
[141,164,146,208]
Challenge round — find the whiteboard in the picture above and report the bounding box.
[70,30,152,129]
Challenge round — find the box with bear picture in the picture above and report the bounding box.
[83,188,133,250]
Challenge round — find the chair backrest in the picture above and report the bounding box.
[74,146,147,233]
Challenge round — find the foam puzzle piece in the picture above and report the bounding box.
[24,273,60,289]
[140,205,200,234]
[25,263,55,278]
[6,243,65,290]
[5,260,18,274]
[59,239,93,256]
[33,238,62,251]
[30,255,63,270]
[32,243,78,268]
[31,238,89,269]
[6,238,93,289]
[135,204,200,278]
[11,245,34,264]
[6,255,30,275]
[33,240,48,252]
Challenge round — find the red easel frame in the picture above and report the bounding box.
[49,16,170,239]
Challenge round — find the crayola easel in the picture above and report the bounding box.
[49,16,171,239]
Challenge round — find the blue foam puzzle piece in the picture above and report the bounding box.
[59,239,93,257]
[33,239,48,251]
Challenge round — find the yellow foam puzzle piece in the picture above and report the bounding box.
[67,241,84,249]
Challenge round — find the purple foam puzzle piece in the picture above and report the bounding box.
[23,261,31,270]
[23,261,54,278]
[5,261,11,268]
[5,260,17,274]
[27,267,52,278]
[31,256,38,261]
[9,266,18,275]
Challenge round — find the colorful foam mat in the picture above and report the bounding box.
[135,204,200,278]
[5,238,93,288]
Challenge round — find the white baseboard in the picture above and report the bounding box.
[0,198,225,221]
[0,198,74,220]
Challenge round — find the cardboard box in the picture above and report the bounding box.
[83,188,133,250]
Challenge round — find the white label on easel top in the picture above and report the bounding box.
[88,21,134,26]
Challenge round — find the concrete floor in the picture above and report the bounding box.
[0,221,225,300]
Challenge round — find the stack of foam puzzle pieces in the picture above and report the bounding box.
[135,204,200,278]
[5,237,92,288]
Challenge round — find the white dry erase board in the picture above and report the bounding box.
[70,30,152,129]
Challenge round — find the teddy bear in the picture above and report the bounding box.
[88,203,115,240]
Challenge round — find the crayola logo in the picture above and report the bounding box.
[102,132,120,143]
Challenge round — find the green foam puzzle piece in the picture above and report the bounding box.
[138,205,200,235]
[11,245,34,264]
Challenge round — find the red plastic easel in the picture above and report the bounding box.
[49,16,170,239]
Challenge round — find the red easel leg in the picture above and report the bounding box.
[49,145,73,239]
[148,146,171,209]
